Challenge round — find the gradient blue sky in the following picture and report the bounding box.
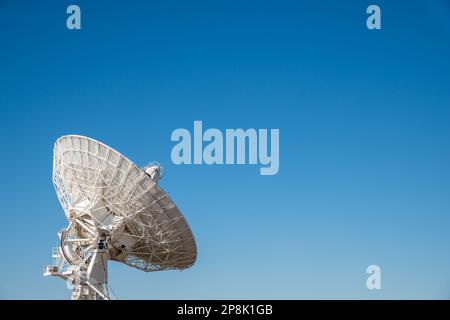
[1,0,450,299]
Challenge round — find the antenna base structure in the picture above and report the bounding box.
[44,229,111,300]
[44,136,197,300]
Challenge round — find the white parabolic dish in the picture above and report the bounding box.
[53,135,197,272]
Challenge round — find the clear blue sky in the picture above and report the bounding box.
[1,0,450,299]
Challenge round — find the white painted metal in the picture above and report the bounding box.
[44,135,197,300]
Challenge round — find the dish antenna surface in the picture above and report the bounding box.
[44,135,197,300]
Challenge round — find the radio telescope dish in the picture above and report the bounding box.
[44,135,197,300]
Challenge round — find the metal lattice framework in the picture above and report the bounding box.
[52,135,197,272]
